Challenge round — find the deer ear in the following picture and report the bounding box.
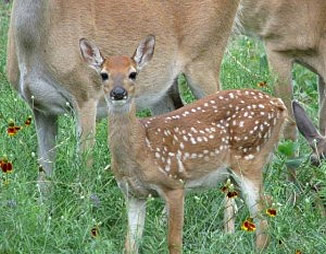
[79,38,104,71]
[292,101,322,146]
[132,34,155,70]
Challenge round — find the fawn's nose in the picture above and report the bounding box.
[110,86,128,100]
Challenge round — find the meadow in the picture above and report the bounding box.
[0,3,325,254]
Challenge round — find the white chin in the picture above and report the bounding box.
[111,100,128,106]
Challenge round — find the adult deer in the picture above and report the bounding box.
[80,35,287,253]
[6,0,240,194]
[237,0,326,162]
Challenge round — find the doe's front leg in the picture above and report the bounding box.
[125,197,147,254]
[76,99,97,166]
[33,110,58,200]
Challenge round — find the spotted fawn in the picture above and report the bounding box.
[80,35,288,254]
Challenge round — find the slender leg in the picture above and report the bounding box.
[184,61,219,99]
[165,189,184,254]
[33,110,58,199]
[224,196,237,233]
[265,45,298,184]
[151,80,183,115]
[76,99,97,166]
[239,176,268,250]
[265,45,297,141]
[318,74,326,136]
[125,197,146,254]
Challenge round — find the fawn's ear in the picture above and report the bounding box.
[79,38,104,72]
[292,101,322,146]
[132,34,155,70]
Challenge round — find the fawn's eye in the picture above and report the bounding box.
[100,72,109,81]
[129,72,137,80]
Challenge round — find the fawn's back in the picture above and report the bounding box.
[142,89,287,189]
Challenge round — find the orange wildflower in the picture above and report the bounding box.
[295,250,302,254]
[241,218,256,232]
[226,191,238,199]
[266,208,277,217]
[7,120,22,136]
[0,158,13,173]
[257,81,267,88]
[221,179,238,199]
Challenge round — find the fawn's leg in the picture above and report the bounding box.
[224,196,237,233]
[125,197,146,254]
[165,189,185,254]
[239,176,269,250]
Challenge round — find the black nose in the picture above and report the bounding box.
[110,86,128,100]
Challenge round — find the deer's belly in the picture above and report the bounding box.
[185,167,230,192]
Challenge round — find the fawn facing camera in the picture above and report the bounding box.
[80,35,288,254]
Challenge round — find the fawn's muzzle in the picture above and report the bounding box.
[110,86,128,101]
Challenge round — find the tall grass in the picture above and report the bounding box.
[0,2,325,254]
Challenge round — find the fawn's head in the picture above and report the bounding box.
[79,35,155,110]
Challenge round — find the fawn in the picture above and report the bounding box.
[79,35,288,254]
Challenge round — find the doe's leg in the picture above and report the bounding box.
[265,46,296,141]
[318,74,326,136]
[76,99,97,166]
[265,45,298,184]
[151,79,184,115]
[33,110,58,200]
[184,59,219,99]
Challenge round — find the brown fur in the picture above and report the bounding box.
[238,0,326,141]
[91,42,288,251]
[6,0,240,193]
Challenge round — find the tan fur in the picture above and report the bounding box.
[6,0,240,193]
[237,0,326,140]
[94,47,287,252]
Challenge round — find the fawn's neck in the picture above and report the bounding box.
[108,102,145,172]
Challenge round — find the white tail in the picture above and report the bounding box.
[80,36,288,253]
[237,0,326,161]
[7,0,240,195]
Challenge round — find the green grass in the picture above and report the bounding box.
[1,3,325,254]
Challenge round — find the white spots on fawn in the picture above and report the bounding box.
[191,127,198,133]
[180,142,185,150]
[177,156,185,173]
[239,121,244,128]
[229,93,234,99]
[244,154,255,160]
[190,137,197,144]
[258,104,265,109]
[191,108,196,113]
[204,103,209,107]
